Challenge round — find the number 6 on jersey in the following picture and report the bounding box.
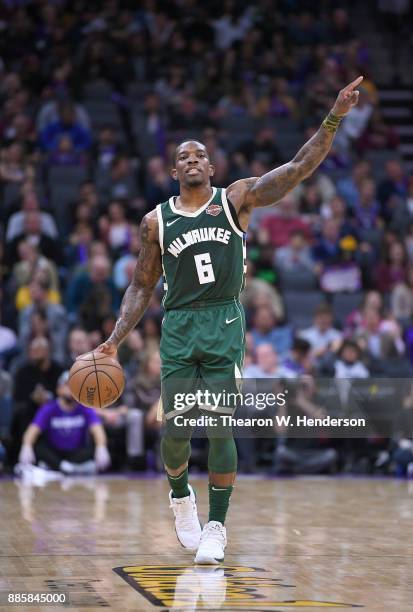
[194,252,215,284]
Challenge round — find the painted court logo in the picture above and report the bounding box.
[206,204,222,216]
[112,565,361,608]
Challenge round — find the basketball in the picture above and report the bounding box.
[68,352,125,409]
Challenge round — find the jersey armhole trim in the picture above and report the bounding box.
[221,189,244,238]
[156,204,164,254]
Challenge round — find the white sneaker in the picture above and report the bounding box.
[194,521,227,565]
[169,484,202,550]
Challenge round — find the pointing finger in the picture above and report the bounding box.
[343,75,363,92]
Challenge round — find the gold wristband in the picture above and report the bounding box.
[322,111,342,133]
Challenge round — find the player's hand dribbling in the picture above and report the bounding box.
[76,340,118,361]
[331,75,363,117]
[94,340,118,358]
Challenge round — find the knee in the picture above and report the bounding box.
[161,435,191,470]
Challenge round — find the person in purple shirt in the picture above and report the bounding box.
[39,102,92,152]
[18,372,110,475]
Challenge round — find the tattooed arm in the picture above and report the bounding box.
[96,210,162,356]
[227,76,363,230]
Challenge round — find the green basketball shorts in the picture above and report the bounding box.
[159,297,245,420]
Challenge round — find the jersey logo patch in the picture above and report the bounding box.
[206,204,222,217]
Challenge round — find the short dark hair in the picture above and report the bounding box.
[292,337,311,354]
[173,140,208,165]
[338,339,361,358]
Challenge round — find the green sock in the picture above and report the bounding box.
[208,483,233,524]
[167,468,190,498]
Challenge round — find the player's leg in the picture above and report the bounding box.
[161,407,202,550]
[160,309,203,550]
[194,420,237,564]
[194,300,244,564]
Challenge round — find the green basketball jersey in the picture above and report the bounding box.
[156,187,246,310]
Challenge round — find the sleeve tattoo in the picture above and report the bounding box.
[108,214,162,347]
[248,125,335,207]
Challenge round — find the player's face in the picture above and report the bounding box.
[172,142,214,187]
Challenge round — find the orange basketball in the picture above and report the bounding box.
[68,352,125,409]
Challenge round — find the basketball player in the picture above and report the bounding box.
[95,76,362,564]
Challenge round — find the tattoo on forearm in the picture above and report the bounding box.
[108,215,162,346]
[250,125,334,206]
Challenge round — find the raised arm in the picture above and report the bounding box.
[227,76,363,227]
[96,210,162,356]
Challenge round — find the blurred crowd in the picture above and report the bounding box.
[1,0,413,477]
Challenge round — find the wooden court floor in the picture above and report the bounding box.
[0,476,412,611]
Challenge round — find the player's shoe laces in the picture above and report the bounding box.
[169,484,202,550]
[194,521,227,564]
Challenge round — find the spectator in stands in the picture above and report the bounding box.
[344,290,383,335]
[144,156,178,206]
[39,101,92,152]
[65,222,95,268]
[312,218,341,266]
[119,349,162,468]
[273,376,338,476]
[378,159,408,211]
[240,262,284,321]
[260,196,312,248]
[337,160,371,208]
[251,306,292,359]
[244,343,294,378]
[0,142,31,185]
[333,340,369,378]
[18,371,110,475]
[11,337,62,458]
[274,229,316,275]
[64,327,91,369]
[93,126,120,170]
[113,226,140,291]
[118,329,145,375]
[134,93,167,160]
[375,241,407,293]
[99,200,131,256]
[48,134,87,166]
[356,307,405,362]
[328,8,354,43]
[13,242,60,306]
[299,304,342,358]
[66,255,120,325]
[37,97,90,133]
[8,210,61,264]
[18,278,67,364]
[99,154,137,202]
[282,337,312,376]
[391,267,413,324]
[354,178,381,233]
[6,188,57,242]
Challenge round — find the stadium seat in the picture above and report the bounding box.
[279,269,318,291]
[84,104,122,130]
[332,292,364,327]
[2,182,22,208]
[48,166,87,186]
[83,80,112,99]
[283,291,325,330]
